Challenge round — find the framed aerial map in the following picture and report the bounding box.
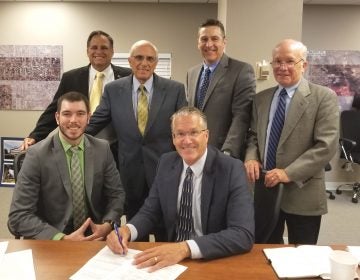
[305,50,360,111]
[0,45,62,110]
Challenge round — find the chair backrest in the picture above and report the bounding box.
[14,151,26,182]
[340,110,360,163]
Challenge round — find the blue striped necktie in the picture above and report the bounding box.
[176,167,194,242]
[197,68,211,110]
[266,88,287,170]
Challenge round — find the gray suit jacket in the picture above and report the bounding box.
[8,133,125,239]
[130,146,254,259]
[86,74,187,216]
[245,78,339,215]
[187,54,256,159]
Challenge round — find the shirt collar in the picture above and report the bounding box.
[58,133,85,153]
[133,75,154,93]
[278,80,301,99]
[182,148,207,178]
[202,60,220,73]
[90,64,113,80]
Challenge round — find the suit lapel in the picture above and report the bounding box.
[202,54,228,109]
[122,76,141,136]
[188,65,202,106]
[53,134,72,198]
[257,87,277,156]
[80,66,91,95]
[83,135,94,203]
[279,79,310,146]
[145,74,166,134]
[166,157,183,238]
[200,147,216,234]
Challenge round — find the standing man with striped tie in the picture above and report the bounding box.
[187,19,256,160]
[106,107,254,271]
[245,39,339,244]
[20,30,132,156]
[86,40,187,238]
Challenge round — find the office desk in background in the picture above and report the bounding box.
[4,240,353,280]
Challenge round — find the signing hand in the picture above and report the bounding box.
[106,225,130,255]
[244,159,262,183]
[133,242,190,272]
[264,168,290,187]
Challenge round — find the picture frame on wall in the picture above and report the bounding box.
[0,137,23,187]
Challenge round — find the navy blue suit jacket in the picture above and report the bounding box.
[130,146,255,259]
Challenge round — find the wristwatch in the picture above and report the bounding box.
[103,220,117,228]
[222,150,231,156]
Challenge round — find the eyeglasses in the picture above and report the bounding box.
[270,58,304,68]
[173,129,207,139]
[132,55,157,63]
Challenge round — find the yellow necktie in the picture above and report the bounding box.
[137,85,148,136]
[89,72,105,113]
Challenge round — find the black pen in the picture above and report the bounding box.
[113,223,125,254]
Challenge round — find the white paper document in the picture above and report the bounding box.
[347,246,360,264]
[0,248,36,280]
[0,241,9,264]
[70,246,187,280]
[263,245,333,279]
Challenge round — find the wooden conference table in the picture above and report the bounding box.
[2,240,351,279]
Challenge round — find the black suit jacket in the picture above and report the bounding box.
[86,74,187,217]
[29,64,131,142]
[130,146,254,259]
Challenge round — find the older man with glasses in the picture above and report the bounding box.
[245,39,339,245]
[86,40,187,241]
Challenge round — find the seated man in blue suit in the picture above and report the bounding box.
[8,92,125,240]
[106,107,254,271]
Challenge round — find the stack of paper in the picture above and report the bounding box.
[70,246,187,280]
[0,241,36,280]
[263,245,333,279]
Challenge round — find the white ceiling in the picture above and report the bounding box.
[0,0,360,4]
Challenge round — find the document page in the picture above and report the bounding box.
[70,246,187,280]
[0,249,36,280]
[263,245,333,279]
[0,241,8,264]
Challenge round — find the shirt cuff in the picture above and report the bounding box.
[186,240,203,259]
[126,224,138,241]
[52,232,65,240]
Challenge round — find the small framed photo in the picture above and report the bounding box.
[0,137,23,187]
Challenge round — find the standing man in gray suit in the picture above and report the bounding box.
[106,107,254,271]
[86,40,187,232]
[187,19,256,160]
[8,92,125,240]
[245,39,339,244]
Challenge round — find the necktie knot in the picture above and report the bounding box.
[96,72,105,79]
[70,146,79,154]
[279,88,287,97]
[185,167,193,178]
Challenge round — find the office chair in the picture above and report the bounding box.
[8,151,26,239]
[325,163,335,200]
[336,108,360,203]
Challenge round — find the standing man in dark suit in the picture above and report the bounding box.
[86,40,187,229]
[245,39,339,244]
[106,107,254,271]
[187,19,256,160]
[9,92,125,240]
[21,30,131,150]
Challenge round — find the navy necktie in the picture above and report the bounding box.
[197,68,211,110]
[266,88,287,170]
[176,167,194,242]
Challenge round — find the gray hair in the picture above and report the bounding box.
[170,107,207,131]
